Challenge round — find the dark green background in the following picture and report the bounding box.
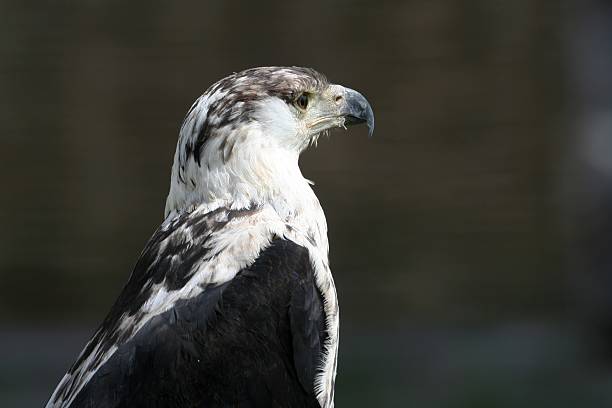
[1,0,610,406]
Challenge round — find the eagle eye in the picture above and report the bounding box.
[295,93,309,110]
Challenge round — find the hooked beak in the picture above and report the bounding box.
[341,88,375,137]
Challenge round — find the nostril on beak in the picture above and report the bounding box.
[334,95,343,103]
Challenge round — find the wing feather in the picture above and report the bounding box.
[47,208,325,408]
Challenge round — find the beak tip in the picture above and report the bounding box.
[342,87,375,138]
[366,107,375,138]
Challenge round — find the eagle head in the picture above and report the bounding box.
[165,66,374,217]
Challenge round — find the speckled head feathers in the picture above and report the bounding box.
[165,66,373,217]
[182,67,329,166]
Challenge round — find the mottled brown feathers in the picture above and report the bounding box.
[182,67,328,168]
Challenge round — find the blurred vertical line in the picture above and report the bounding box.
[562,0,612,361]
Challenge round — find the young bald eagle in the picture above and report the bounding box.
[46,67,374,408]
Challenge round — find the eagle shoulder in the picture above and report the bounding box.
[47,207,326,408]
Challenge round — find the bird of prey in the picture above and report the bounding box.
[46,66,374,408]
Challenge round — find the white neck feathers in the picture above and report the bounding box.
[165,117,328,253]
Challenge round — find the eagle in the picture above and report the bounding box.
[46,66,374,408]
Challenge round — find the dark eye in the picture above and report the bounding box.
[295,93,309,110]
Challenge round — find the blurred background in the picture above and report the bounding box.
[1,0,611,406]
